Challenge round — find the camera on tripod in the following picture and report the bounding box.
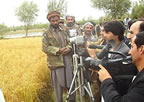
[68,28,85,45]
[68,29,86,57]
[69,35,85,46]
[66,30,95,102]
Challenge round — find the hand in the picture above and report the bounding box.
[59,47,71,55]
[86,41,101,58]
[59,47,67,54]
[63,47,71,55]
[97,64,112,82]
[87,47,97,58]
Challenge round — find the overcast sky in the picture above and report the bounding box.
[0,0,105,27]
[0,0,138,27]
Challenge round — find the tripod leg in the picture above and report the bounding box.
[66,68,78,101]
[78,68,85,102]
[87,82,95,102]
[66,65,84,102]
[82,82,95,102]
[81,65,95,102]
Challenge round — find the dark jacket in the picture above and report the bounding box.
[105,41,132,76]
[101,69,144,102]
[104,41,137,95]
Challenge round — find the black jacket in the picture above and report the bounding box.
[101,69,144,102]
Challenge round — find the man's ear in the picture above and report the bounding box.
[140,45,144,54]
[115,34,119,38]
[108,32,112,35]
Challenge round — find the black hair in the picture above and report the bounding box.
[103,21,125,41]
[133,19,144,32]
[139,22,144,32]
[135,31,144,48]
[128,19,137,29]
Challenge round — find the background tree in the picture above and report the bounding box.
[47,0,67,17]
[91,0,131,19]
[0,24,9,39]
[15,1,39,36]
[139,0,144,5]
[131,0,144,19]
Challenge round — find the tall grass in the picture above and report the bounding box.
[0,37,53,102]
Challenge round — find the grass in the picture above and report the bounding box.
[0,37,53,102]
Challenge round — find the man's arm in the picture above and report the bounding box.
[100,78,122,102]
[42,32,59,55]
[98,65,144,102]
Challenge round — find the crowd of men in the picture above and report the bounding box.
[42,10,144,102]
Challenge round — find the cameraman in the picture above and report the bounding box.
[99,21,137,95]
[98,32,144,102]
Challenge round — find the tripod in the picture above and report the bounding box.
[66,44,95,102]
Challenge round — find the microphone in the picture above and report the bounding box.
[88,45,105,49]
[96,40,115,59]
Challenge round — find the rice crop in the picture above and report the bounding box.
[0,37,53,102]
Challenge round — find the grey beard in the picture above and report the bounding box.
[85,31,91,35]
[67,23,74,27]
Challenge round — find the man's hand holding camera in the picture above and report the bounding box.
[97,65,112,82]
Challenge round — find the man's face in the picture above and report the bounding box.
[128,21,142,41]
[100,26,105,38]
[84,24,93,35]
[66,16,74,27]
[129,37,141,65]
[49,16,59,28]
[100,26,116,41]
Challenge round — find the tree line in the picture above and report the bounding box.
[0,0,144,39]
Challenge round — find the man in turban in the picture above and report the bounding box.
[42,11,75,102]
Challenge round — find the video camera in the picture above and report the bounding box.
[84,52,132,71]
[67,29,86,57]
[84,40,132,71]
[69,35,85,45]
